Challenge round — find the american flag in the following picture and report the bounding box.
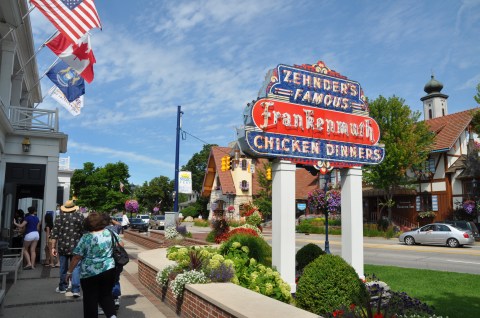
[31,0,101,43]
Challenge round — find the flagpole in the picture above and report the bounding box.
[32,57,60,108]
[0,5,36,44]
[14,31,58,77]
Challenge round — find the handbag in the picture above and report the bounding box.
[108,229,129,266]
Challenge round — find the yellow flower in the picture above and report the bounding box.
[265,283,273,295]
[232,242,241,248]
[241,246,250,253]
[250,258,256,266]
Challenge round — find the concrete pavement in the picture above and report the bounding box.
[1,237,177,318]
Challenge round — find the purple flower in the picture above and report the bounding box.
[463,200,475,214]
[125,199,139,213]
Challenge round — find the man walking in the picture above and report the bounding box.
[50,199,85,297]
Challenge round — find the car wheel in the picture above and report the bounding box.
[447,238,459,248]
[404,236,415,245]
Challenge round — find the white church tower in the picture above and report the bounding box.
[421,75,449,120]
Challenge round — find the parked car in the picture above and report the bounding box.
[136,214,150,225]
[399,223,475,248]
[129,218,149,232]
[439,220,480,241]
[149,215,165,230]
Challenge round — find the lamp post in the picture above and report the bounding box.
[473,179,478,221]
[313,161,334,254]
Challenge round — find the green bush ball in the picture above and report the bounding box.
[296,254,368,315]
[295,243,325,272]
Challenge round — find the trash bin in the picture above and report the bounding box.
[0,241,8,272]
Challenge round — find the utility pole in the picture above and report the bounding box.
[173,105,183,213]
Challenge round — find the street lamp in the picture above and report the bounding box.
[313,161,334,254]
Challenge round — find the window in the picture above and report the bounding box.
[413,158,435,180]
[215,176,221,190]
[240,180,249,191]
[241,159,247,171]
[429,109,432,119]
[416,193,438,212]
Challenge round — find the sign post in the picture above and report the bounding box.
[238,60,384,284]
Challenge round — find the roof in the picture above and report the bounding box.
[425,108,476,152]
[201,146,320,200]
[201,146,235,197]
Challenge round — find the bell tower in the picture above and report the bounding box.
[421,75,448,120]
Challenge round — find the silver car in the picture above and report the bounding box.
[399,223,475,248]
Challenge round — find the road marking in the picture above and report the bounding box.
[290,238,480,256]
[445,260,480,265]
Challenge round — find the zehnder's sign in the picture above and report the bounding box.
[238,61,385,166]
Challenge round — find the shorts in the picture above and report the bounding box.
[24,231,39,242]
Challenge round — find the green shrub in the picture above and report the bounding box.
[219,234,272,266]
[193,218,209,227]
[205,230,216,243]
[295,243,325,272]
[181,205,199,218]
[227,219,246,227]
[296,254,368,316]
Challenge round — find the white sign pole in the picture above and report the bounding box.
[340,167,364,279]
[271,160,297,292]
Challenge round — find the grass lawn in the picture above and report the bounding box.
[364,264,480,318]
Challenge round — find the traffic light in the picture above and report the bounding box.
[266,167,272,180]
[225,156,231,171]
[221,156,228,171]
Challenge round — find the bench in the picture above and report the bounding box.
[1,248,23,284]
[0,272,7,314]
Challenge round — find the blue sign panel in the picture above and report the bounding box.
[245,130,384,165]
[267,64,367,113]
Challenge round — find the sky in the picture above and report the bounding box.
[29,0,480,185]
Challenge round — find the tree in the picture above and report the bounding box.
[181,144,217,218]
[135,176,174,213]
[363,96,435,222]
[71,161,130,212]
[253,161,272,219]
[474,83,480,104]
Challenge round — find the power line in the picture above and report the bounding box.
[181,129,232,156]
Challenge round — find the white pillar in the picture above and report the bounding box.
[40,156,60,261]
[0,40,16,108]
[271,160,296,292]
[340,167,364,278]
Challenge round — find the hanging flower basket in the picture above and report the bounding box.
[125,199,139,213]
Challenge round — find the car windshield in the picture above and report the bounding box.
[158,216,165,220]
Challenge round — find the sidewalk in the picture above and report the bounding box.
[2,237,176,318]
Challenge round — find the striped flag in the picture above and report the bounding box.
[31,0,102,43]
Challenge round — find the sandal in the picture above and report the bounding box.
[24,265,32,270]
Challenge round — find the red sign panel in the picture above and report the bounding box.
[251,98,380,146]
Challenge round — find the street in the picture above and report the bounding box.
[263,232,480,275]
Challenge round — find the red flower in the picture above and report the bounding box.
[332,309,344,317]
[349,304,356,310]
[373,312,384,318]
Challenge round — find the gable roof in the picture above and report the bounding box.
[425,109,476,152]
[201,146,320,200]
[202,146,235,197]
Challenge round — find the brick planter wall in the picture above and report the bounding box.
[138,259,234,318]
[124,230,211,250]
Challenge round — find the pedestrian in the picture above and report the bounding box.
[66,212,123,318]
[12,209,25,250]
[121,211,129,234]
[105,215,123,311]
[13,206,40,269]
[50,199,84,297]
[43,212,58,267]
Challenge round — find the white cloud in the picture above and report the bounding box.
[68,141,174,168]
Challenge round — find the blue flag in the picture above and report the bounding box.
[46,60,85,102]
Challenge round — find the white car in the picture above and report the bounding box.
[135,214,150,225]
[399,223,475,248]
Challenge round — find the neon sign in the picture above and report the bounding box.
[261,61,367,113]
[251,98,380,146]
[245,130,384,165]
[239,61,384,166]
